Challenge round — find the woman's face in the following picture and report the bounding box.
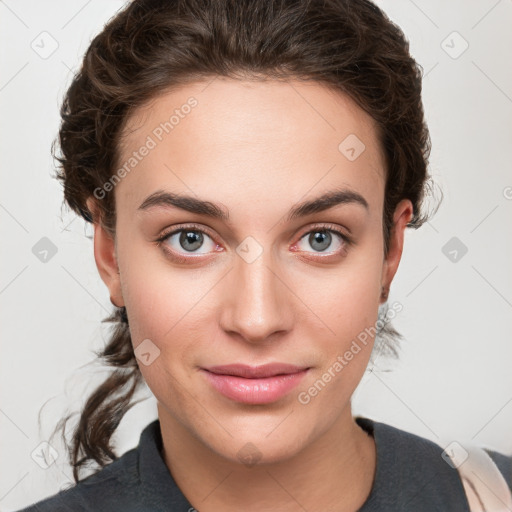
[91,77,411,464]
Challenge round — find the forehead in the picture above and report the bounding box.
[115,77,385,219]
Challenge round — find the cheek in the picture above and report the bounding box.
[122,265,212,358]
[292,241,384,397]
[294,282,380,420]
[117,226,208,337]
[292,248,383,342]
[120,264,209,416]
[117,238,220,392]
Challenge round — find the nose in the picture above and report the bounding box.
[219,247,294,345]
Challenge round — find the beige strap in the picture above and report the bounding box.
[443,442,512,512]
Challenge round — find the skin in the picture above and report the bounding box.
[87,77,412,512]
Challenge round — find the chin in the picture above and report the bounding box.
[199,420,314,467]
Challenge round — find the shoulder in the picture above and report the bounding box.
[357,417,469,511]
[486,448,512,492]
[13,447,142,512]
[15,419,194,512]
[357,417,512,511]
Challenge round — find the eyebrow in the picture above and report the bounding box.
[137,187,369,222]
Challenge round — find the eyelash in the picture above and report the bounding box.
[155,222,353,263]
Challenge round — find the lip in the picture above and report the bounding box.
[201,363,310,404]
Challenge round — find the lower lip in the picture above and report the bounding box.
[201,369,309,404]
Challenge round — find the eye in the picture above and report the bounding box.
[156,224,220,260]
[155,222,352,263]
[293,224,351,256]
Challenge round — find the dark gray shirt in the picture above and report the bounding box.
[15,417,512,511]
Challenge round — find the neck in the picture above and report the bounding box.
[158,403,376,512]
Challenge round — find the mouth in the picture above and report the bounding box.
[200,363,310,404]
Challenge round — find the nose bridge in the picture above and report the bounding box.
[220,239,290,342]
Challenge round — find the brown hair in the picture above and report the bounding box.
[51,0,439,483]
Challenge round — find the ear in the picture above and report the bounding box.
[86,198,124,308]
[380,199,414,303]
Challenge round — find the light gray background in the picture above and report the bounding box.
[1,0,511,509]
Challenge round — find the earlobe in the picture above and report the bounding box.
[86,198,125,308]
[380,199,414,303]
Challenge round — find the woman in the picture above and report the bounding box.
[15,0,512,510]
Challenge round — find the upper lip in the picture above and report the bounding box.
[203,363,309,379]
